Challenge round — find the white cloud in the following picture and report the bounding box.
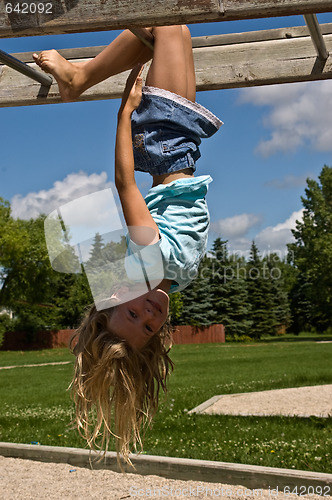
[11,171,114,219]
[226,237,252,259]
[239,81,332,156]
[264,173,310,190]
[211,210,304,258]
[211,213,263,238]
[255,209,304,256]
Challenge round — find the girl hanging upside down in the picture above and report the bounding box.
[34,26,222,465]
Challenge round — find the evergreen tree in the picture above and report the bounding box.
[210,238,251,339]
[86,232,104,266]
[210,238,229,324]
[178,255,216,326]
[288,273,313,334]
[246,241,278,339]
[264,253,291,333]
[224,254,252,338]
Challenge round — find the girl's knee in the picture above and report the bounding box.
[181,25,191,39]
[152,25,184,39]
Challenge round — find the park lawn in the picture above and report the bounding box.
[261,331,332,343]
[0,348,74,367]
[0,341,331,473]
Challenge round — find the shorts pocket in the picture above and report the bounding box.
[133,132,149,156]
[161,133,197,156]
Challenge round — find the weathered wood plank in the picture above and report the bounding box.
[0,0,223,38]
[1,0,332,38]
[195,33,332,90]
[191,22,332,47]
[1,29,332,107]
[9,23,332,63]
[222,0,332,21]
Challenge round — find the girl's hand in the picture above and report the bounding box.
[119,64,144,116]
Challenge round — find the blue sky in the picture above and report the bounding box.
[1,13,332,258]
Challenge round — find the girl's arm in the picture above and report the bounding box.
[115,66,159,246]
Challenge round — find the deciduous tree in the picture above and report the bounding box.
[288,166,332,332]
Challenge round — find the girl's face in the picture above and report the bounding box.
[108,288,169,349]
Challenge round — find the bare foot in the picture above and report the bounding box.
[32,50,82,102]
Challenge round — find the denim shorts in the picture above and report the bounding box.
[131,86,223,176]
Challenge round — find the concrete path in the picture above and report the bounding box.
[189,385,332,418]
[0,361,72,370]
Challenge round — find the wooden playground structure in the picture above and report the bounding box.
[0,0,332,107]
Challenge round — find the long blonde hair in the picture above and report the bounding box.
[69,303,173,466]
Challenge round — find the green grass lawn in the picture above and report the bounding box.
[0,348,73,367]
[261,331,332,343]
[0,341,331,473]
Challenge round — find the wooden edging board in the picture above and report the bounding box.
[0,442,331,491]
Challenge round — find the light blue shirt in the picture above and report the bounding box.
[127,175,212,293]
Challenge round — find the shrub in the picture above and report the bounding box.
[233,334,254,343]
[0,314,14,348]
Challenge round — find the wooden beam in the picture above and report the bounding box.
[8,23,332,63]
[304,14,330,59]
[1,0,332,39]
[1,25,332,107]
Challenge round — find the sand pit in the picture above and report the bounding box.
[1,456,330,500]
[1,385,331,499]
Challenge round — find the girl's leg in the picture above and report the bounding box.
[146,26,196,187]
[33,30,153,102]
[145,25,196,102]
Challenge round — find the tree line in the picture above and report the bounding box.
[0,165,331,341]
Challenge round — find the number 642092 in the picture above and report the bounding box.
[5,3,53,14]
